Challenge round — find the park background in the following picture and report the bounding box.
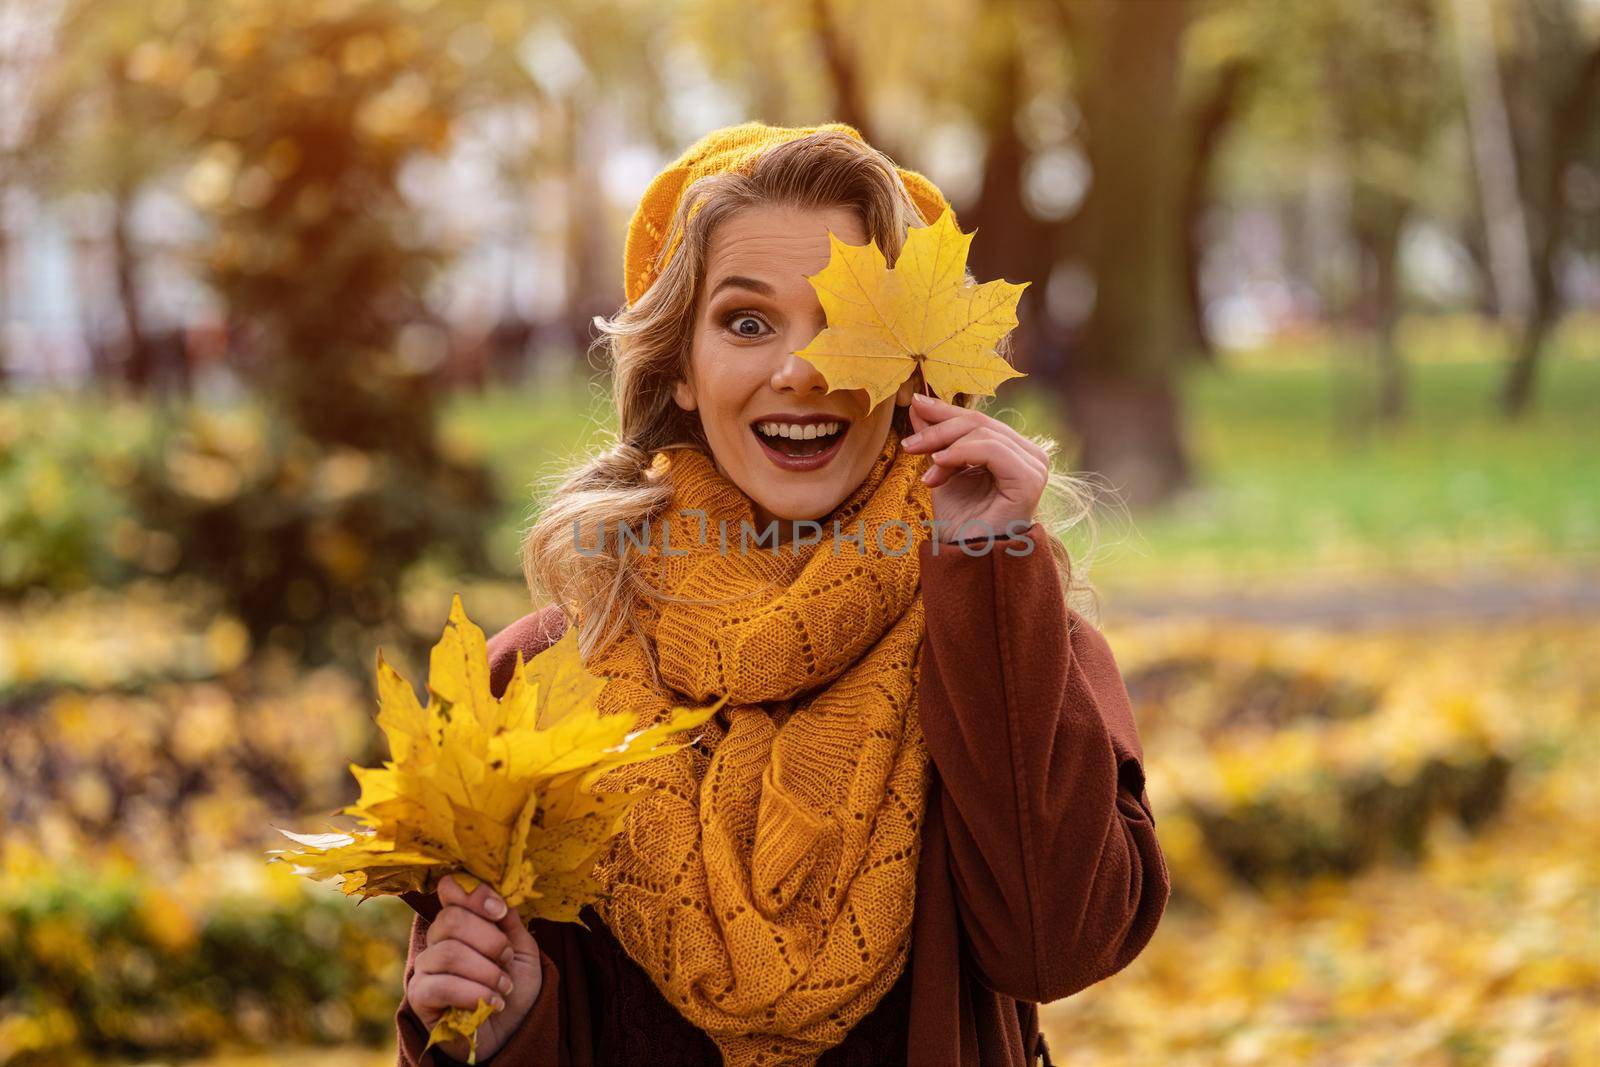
[1,0,1597,1063]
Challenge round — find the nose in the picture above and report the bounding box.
[771,346,829,396]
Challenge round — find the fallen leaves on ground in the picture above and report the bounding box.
[4,584,1595,1066]
[1041,617,1600,1066]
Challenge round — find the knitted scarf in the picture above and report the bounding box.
[582,430,933,1066]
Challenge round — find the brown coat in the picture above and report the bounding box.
[395,522,1169,1066]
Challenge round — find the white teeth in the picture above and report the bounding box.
[756,421,843,440]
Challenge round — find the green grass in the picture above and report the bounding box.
[442,326,1600,590]
[1092,350,1600,587]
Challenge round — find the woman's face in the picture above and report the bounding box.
[673,203,916,530]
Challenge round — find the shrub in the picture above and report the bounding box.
[0,847,412,1064]
[1113,621,1570,899]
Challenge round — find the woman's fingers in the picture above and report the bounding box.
[408,972,506,1016]
[903,394,1050,468]
[438,873,511,922]
[903,392,962,436]
[494,901,539,956]
[905,411,983,453]
[417,939,515,997]
[437,872,473,906]
[928,425,1043,477]
[923,430,1047,492]
[906,394,933,436]
[426,905,513,966]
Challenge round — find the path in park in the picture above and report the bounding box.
[1105,570,1600,628]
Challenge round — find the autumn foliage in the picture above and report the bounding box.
[273,597,719,1057]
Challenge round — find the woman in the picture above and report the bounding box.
[394,121,1168,1067]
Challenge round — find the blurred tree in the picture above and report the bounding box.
[12,0,185,392]
[23,0,546,658]
[453,4,676,364]
[1050,0,1197,507]
[1455,0,1600,415]
[0,0,62,386]
[957,3,1069,382]
[1204,0,1462,431]
[1178,50,1255,365]
[808,0,877,143]
[536,4,676,356]
[1319,0,1452,423]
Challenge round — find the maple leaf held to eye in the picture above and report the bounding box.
[270,595,721,1063]
[794,207,1028,406]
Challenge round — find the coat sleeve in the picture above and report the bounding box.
[916,523,1169,1004]
[393,604,576,1066]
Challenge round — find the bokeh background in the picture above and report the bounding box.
[2,0,1597,1064]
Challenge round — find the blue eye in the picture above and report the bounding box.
[725,313,770,338]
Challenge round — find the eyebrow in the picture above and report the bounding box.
[708,275,776,299]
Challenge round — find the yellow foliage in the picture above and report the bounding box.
[794,207,1028,406]
[1041,617,1600,1065]
[271,595,720,1060]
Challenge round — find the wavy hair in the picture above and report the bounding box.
[520,129,1109,670]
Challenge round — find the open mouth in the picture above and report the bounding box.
[750,417,850,471]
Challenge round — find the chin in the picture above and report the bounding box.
[750,487,843,524]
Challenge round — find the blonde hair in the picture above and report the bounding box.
[521,129,1107,665]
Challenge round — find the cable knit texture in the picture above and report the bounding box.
[622,120,954,306]
[579,430,932,1067]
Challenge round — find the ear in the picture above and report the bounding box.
[672,377,698,413]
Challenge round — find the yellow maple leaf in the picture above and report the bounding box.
[426,998,495,1063]
[271,594,721,1057]
[794,206,1029,406]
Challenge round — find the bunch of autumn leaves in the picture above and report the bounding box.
[274,597,722,1056]
[273,209,1028,1057]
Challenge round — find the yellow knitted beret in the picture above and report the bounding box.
[622,120,955,306]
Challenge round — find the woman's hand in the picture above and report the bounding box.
[902,392,1049,543]
[407,875,543,1062]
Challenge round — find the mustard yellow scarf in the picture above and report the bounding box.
[583,431,932,1066]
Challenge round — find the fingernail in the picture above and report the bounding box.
[499,975,514,995]
[491,995,506,1011]
[500,946,514,966]
[933,449,948,460]
[913,393,932,404]
[921,469,935,483]
[485,897,506,919]
[903,433,922,447]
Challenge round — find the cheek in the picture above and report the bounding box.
[694,345,767,414]
[860,399,896,442]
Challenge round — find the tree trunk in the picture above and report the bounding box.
[1500,42,1600,416]
[1449,0,1544,415]
[562,98,613,350]
[1501,305,1553,415]
[1367,205,1408,423]
[810,0,875,145]
[105,59,154,393]
[1179,58,1254,363]
[1063,371,1192,511]
[963,36,1065,386]
[0,220,9,387]
[1066,0,1193,508]
[110,184,154,393]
